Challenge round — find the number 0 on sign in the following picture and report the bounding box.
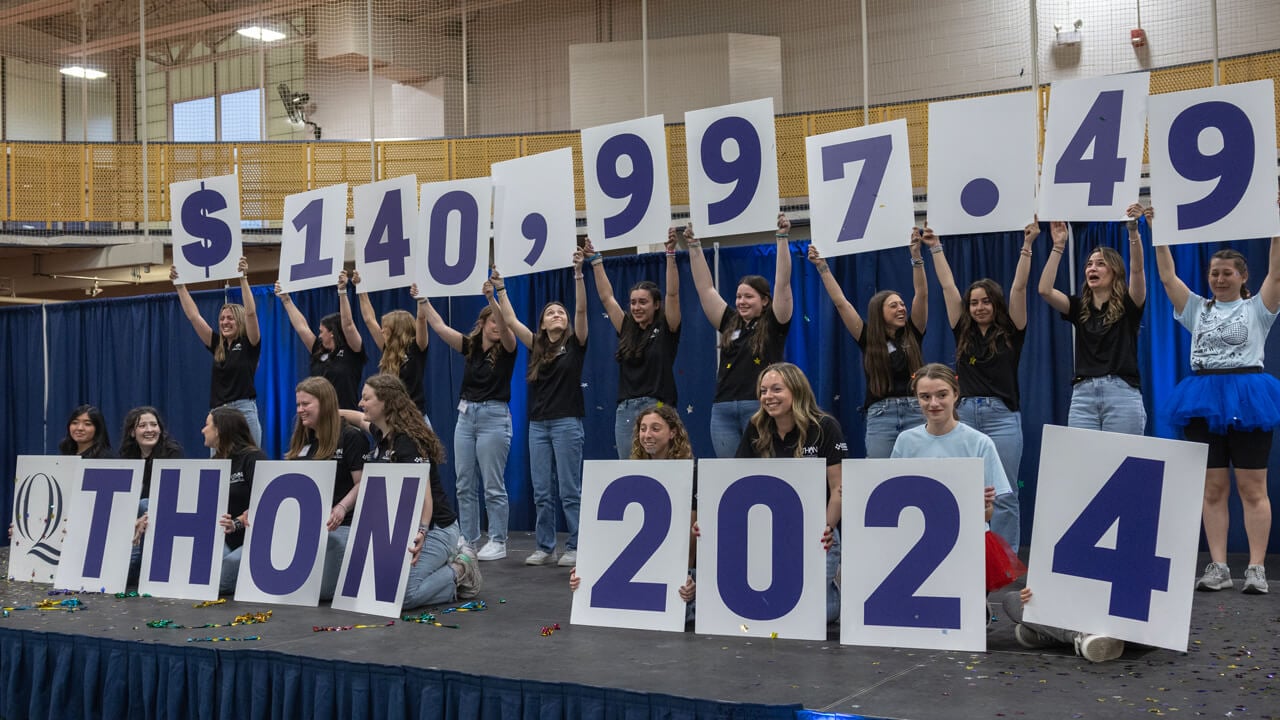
[415,177,493,298]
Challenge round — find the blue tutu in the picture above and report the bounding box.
[1165,372,1280,434]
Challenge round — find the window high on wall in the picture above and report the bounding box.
[172,89,262,142]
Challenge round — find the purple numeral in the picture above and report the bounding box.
[1168,100,1254,231]
[426,190,480,287]
[364,189,410,277]
[598,132,655,240]
[821,134,893,242]
[701,116,762,225]
[716,474,804,620]
[591,475,672,612]
[1054,90,1127,206]
[288,197,333,281]
[863,475,961,629]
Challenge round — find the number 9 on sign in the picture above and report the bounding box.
[685,98,779,239]
[582,116,672,252]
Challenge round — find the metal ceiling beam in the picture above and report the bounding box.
[60,0,323,57]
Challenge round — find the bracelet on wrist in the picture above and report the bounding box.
[910,258,925,267]
[818,265,830,275]
[417,523,429,536]
[573,273,584,280]
[666,250,676,257]
[1051,247,1064,255]
[775,232,789,239]
[929,245,944,255]
[416,298,428,305]
[1020,248,1033,258]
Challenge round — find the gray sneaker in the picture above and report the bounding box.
[1074,633,1125,663]
[1196,562,1233,591]
[1014,623,1058,649]
[1242,564,1269,594]
[557,550,577,567]
[453,547,483,599]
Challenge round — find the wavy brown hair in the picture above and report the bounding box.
[208,407,260,459]
[528,301,571,382]
[465,306,505,366]
[1079,247,1129,327]
[721,275,775,359]
[377,310,416,377]
[118,406,183,460]
[629,404,694,460]
[863,290,923,399]
[212,303,248,363]
[616,281,662,361]
[954,279,1017,362]
[749,362,831,458]
[285,376,342,460]
[364,373,445,465]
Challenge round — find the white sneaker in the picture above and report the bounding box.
[477,540,507,561]
[1075,633,1124,663]
[557,550,577,567]
[525,550,555,566]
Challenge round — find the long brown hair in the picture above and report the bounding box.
[364,373,445,465]
[286,376,342,460]
[528,301,571,382]
[1080,247,1129,327]
[954,279,1017,362]
[749,363,830,458]
[629,404,693,460]
[863,290,922,399]
[466,306,505,366]
[616,281,662,361]
[208,407,259,459]
[720,275,775,359]
[378,310,416,376]
[212,303,248,363]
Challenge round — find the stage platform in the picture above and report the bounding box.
[0,538,1275,720]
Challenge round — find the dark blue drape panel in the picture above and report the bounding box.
[0,629,803,720]
[0,305,43,521]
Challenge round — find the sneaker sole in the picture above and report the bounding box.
[1196,579,1233,591]
[1080,636,1125,663]
[1241,583,1268,595]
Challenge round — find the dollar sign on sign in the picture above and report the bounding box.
[181,182,233,279]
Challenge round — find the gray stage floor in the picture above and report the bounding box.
[1,539,1276,720]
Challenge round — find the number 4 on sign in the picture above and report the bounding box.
[353,175,418,294]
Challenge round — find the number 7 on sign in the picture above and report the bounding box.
[806,119,915,258]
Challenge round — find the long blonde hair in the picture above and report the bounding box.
[286,376,342,460]
[749,362,828,458]
[212,303,248,363]
[1080,247,1129,327]
[378,310,416,376]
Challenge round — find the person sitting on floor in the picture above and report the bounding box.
[1003,587,1125,663]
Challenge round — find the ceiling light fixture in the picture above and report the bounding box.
[237,26,286,42]
[60,66,107,79]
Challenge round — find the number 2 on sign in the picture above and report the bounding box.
[590,475,671,612]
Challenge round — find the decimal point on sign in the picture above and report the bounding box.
[960,178,1000,218]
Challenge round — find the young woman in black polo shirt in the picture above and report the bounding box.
[276,270,367,410]
[1038,204,1147,434]
[686,215,795,458]
[59,404,114,458]
[735,362,845,622]
[924,220,1038,552]
[350,373,480,607]
[351,272,430,420]
[585,232,682,459]
[285,376,369,600]
[808,228,929,457]
[493,250,588,567]
[205,407,267,596]
[172,256,263,446]
[422,281,518,561]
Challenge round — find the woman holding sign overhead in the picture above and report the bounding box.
[808,228,929,457]
[172,256,263,446]
[585,232,682,459]
[924,220,1039,552]
[421,280,518,561]
[351,272,431,420]
[1037,205,1147,434]
[276,270,367,411]
[735,362,844,622]
[493,250,588,567]
[1153,202,1280,596]
[686,215,794,458]
[349,373,481,608]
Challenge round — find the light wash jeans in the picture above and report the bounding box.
[1068,375,1146,435]
[220,542,242,596]
[710,399,759,459]
[403,521,462,609]
[864,397,925,458]
[320,525,350,601]
[958,397,1023,552]
[827,527,842,623]
[221,398,262,449]
[529,417,584,553]
[454,400,512,546]
[614,396,659,460]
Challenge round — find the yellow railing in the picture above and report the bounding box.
[3,53,1276,224]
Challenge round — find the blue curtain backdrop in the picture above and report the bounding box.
[2,220,1276,553]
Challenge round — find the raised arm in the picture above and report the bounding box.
[170,265,213,347]
[1260,197,1280,313]
[772,214,794,323]
[1125,203,1147,307]
[1009,219,1038,330]
[337,271,363,352]
[484,275,518,353]
[585,237,625,333]
[420,297,465,353]
[572,247,588,344]
[1038,221,1072,314]
[352,271,385,351]
[237,257,260,346]
[664,230,682,332]
[807,246,864,340]
[491,269,534,349]
[275,282,317,350]
[924,227,962,328]
[1150,207,1191,314]
[909,227,929,333]
[684,223,728,327]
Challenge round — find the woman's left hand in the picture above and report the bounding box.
[337,270,349,291]
[821,525,834,551]
[237,256,249,276]
[984,486,996,514]
[327,504,346,532]
[408,529,425,565]
[777,213,790,234]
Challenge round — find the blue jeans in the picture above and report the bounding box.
[864,397,925,458]
[403,521,462,609]
[827,527,841,623]
[221,398,262,449]
[220,542,242,596]
[614,397,659,460]
[454,400,512,545]
[529,417,584,553]
[710,399,759,458]
[1068,375,1146,435]
[320,525,350,601]
[958,397,1023,552]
